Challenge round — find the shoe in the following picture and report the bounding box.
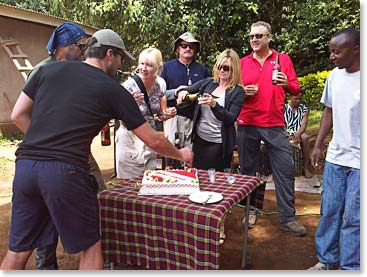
[280,221,307,236]
[308,262,339,270]
[219,234,226,245]
[242,210,257,229]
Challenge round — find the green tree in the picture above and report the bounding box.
[1,0,359,75]
[274,0,360,75]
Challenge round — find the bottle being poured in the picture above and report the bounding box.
[176,91,202,108]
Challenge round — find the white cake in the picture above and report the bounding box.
[138,168,200,195]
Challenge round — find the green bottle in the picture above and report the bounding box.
[177,92,202,109]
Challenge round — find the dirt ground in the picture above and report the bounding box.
[0,135,322,270]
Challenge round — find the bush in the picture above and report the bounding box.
[298,70,331,110]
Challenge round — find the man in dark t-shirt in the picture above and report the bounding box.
[1,29,193,270]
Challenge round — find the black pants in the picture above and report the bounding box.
[237,125,296,223]
[192,135,232,171]
[36,243,58,270]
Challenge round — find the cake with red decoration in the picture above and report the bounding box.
[138,168,200,195]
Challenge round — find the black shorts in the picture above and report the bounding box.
[9,159,100,254]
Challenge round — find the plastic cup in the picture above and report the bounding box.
[208,168,216,183]
[224,168,236,184]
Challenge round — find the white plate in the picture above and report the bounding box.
[189,191,223,204]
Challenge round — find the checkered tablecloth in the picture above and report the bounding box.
[99,169,262,269]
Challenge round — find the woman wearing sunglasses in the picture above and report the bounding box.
[176,49,245,244]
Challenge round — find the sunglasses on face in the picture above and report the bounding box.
[74,42,87,52]
[179,44,195,49]
[116,51,125,63]
[217,65,231,72]
[249,34,268,40]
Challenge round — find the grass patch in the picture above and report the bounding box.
[0,157,10,174]
[308,110,323,135]
[0,133,23,146]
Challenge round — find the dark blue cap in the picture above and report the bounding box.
[46,22,87,55]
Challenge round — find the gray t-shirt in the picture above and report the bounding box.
[196,94,225,143]
[321,68,360,169]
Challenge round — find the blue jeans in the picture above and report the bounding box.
[315,162,360,270]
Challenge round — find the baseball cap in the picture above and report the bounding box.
[47,22,87,55]
[90,29,135,60]
[174,32,201,52]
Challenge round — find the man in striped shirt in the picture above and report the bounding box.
[284,93,313,178]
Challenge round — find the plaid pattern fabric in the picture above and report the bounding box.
[99,169,263,269]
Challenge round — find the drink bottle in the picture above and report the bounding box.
[272,54,281,85]
[100,123,111,146]
[156,132,166,170]
[174,132,181,149]
[177,92,201,108]
[156,153,166,170]
[173,132,184,169]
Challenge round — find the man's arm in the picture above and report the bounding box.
[310,106,333,168]
[132,122,193,166]
[11,92,34,133]
[278,54,300,95]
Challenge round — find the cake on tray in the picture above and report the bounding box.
[138,168,200,195]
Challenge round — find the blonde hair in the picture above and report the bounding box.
[138,47,163,76]
[213,49,243,90]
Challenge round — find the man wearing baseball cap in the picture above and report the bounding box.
[161,32,209,153]
[1,28,193,270]
[27,22,103,270]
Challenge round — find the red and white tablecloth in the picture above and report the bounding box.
[99,169,263,269]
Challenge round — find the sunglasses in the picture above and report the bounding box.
[179,44,195,49]
[116,51,125,63]
[248,33,268,40]
[75,42,87,52]
[217,65,231,72]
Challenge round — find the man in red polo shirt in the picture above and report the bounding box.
[237,21,306,236]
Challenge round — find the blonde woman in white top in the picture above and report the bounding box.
[116,48,176,178]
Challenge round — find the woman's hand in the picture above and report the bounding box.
[176,90,189,105]
[162,107,177,120]
[198,93,215,108]
[174,85,188,97]
[131,91,144,103]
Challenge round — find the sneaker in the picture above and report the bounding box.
[280,221,307,236]
[308,262,339,270]
[242,210,257,229]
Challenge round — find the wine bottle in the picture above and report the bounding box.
[174,132,181,149]
[272,54,281,85]
[100,123,111,146]
[176,92,201,108]
[173,132,183,169]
